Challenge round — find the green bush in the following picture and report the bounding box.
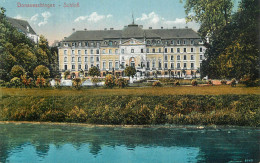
[231,78,236,87]
[72,78,84,90]
[33,65,50,79]
[10,65,25,78]
[152,81,162,87]
[105,74,115,88]
[10,77,22,88]
[221,80,227,85]
[240,75,260,87]
[115,78,128,88]
[191,80,198,86]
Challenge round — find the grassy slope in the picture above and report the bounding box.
[0,86,259,126]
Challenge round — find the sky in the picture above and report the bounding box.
[0,0,240,45]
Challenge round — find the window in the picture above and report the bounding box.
[164,55,168,61]
[199,40,203,44]
[96,57,99,62]
[131,49,134,53]
[64,65,67,70]
[177,40,181,45]
[200,55,203,60]
[72,43,75,47]
[115,49,118,54]
[152,48,155,53]
[183,40,186,45]
[190,40,194,45]
[90,57,94,62]
[109,41,113,46]
[72,50,75,55]
[159,48,161,53]
[171,63,174,69]
[191,48,194,52]
[78,42,82,47]
[184,55,186,60]
[72,64,75,70]
[78,57,81,62]
[177,55,180,60]
[96,49,99,54]
[102,49,105,54]
[200,47,203,52]
[85,50,87,54]
[147,40,150,44]
[64,43,68,47]
[72,57,75,62]
[177,63,180,68]
[115,62,119,69]
[109,49,112,54]
[85,57,88,62]
[91,42,94,46]
[171,48,173,53]
[164,63,168,69]
[158,61,161,68]
[141,49,144,53]
[152,61,155,68]
[85,64,88,70]
[184,63,187,68]
[103,62,106,69]
[97,42,100,47]
[91,49,94,54]
[91,64,94,67]
[78,65,81,70]
[96,64,99,69]
[104,41,107,45]
[109,62,112,70]
[184,48,186,53]
[191,55,194,60]
[177,48,180,53]
[64,57,67,62]
[171,40,174,45]
[121,62,125,69]
[121,49,124,54]
[157,40,160,44]
[85,42,88,46]
[147,62,150,68]
[171,55,174,61]
[191,63,194,69]
[147,48,149,53]
[114,42,117,45]
[64,50,67,55]
[165,48,167,53]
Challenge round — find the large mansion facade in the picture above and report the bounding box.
[58,23,205,78]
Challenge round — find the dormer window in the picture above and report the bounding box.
[72,43,75,47]
[183,40,186,45]
[131,49,134,53]
[177,40,181,45]
[109,41,113,46]
[190,40,194,45]
[157,40,161,44]
[147,40,150,44]
[85,42,88,46]
[104,41,107,45]
[171,40,174,45]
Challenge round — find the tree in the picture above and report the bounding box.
[88,66,100,77]
[33,65,50,79]
[10,65,25,78]
[182,0,233,38]
[124,66,136,79]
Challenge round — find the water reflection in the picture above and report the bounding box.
[0,123,259,162]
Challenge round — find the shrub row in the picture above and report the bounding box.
[1,95,259,126]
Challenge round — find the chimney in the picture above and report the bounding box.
[104,28,107,30]
[139,25,143,28]
[84,28,87,31]
[149,27,152,29]
[72,28,75,32]
[110,28,114,30]
[173,26,176,29]
[161,27,163,29]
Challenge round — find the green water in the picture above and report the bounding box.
[0,123,259,163]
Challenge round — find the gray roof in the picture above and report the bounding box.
[7,17,37,35]
[64,23,200,41]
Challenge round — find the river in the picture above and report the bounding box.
[0,123,259,162]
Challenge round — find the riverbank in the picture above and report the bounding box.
[1,88,259,126]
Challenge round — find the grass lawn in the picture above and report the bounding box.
[1,85,259,97]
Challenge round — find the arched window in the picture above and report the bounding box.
[147,40,150,44]
[177,55,180,60]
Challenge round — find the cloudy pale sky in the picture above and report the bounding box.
[0,0,240,44]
